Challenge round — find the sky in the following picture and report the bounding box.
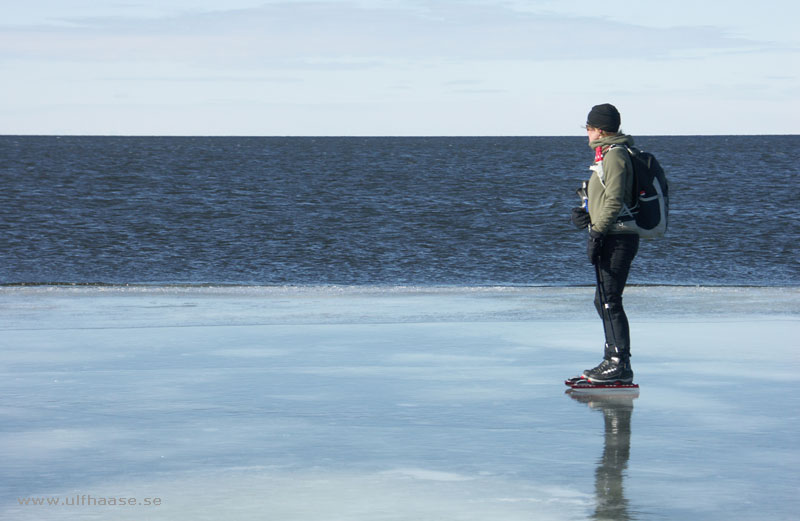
[1,0,798,136]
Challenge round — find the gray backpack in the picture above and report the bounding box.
[612,145,669,239]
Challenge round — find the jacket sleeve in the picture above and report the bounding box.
[591,147,631,234]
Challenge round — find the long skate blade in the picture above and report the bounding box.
[568,380,639,392]
[564,376,585,387]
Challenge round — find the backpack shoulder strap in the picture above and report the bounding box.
[607,144,639,214]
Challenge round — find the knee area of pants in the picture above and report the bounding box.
[598,298,623,311]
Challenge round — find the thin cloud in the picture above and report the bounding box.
[0,1,774,67]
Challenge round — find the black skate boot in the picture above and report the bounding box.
[580,343,615,378]
[585,353,633,384]
[564,344,615,386]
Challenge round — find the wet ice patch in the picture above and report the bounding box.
[4,467,591,521]
[380,467,475,481]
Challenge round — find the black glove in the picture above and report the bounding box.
[571,207,591,229]
[587,229,604,265]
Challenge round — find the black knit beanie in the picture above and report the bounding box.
[586,103,621,132]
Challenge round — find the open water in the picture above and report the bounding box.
[2,135,798,286]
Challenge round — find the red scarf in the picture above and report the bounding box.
[594,146,604,163]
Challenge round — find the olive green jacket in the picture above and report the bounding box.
[587,134,637,235]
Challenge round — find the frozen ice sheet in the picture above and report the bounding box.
[2,284,798,328]
[1,286,798,520]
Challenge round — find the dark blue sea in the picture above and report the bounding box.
[1,135,798,286]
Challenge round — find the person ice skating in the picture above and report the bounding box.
[570,103,639,385]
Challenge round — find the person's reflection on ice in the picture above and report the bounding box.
[568,390,637,521]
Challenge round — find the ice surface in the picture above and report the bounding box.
[1,286,798,520]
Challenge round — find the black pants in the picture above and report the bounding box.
[594,233,639,356]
